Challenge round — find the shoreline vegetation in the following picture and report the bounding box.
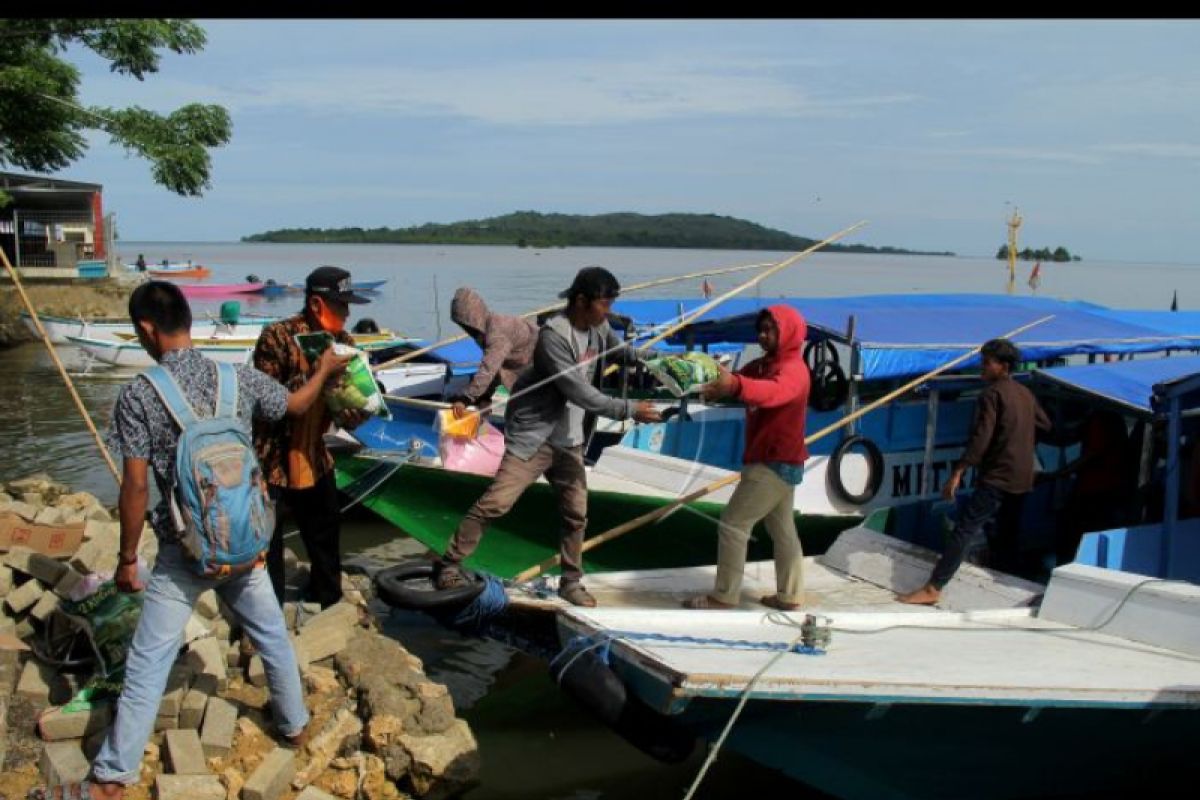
[242,211,956,255]
[996,244,1082,262]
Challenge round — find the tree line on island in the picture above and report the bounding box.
[242,211,956,255]
[996,244,1081,262]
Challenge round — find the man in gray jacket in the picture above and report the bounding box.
[435,266,661,606]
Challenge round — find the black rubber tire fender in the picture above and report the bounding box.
[374,562,485,610]
[808,361,850,412]
[827,434,885,505]
[803,339,840,371]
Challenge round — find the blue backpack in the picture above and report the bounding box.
[143,361,275,576]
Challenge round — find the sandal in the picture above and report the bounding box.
[434,566,469,591]
[682,595,735,610]
[760,594,801,611]
[28,780,102,800]
[558,583,597,608]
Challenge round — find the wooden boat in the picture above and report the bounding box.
[334,452,852,578]
[149,265,211,279]
[20,311,280,345]
[250,278,388,296]
[541,357,1200,799]
[66,334,254,368]
[108,328,416,354]
[177,282,264,298]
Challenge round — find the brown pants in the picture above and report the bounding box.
[712,463,804,606]
[443,443,589,584]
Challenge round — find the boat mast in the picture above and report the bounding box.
[1006,207,1022,294]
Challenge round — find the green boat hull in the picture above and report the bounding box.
[334,454,857,580]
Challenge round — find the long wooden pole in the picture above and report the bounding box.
[369,258,778,374]
[511,313,1055,583]
[0,249,121,483]
[635,220,868,353]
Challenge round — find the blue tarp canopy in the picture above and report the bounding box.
[410,338,484,376]
[1033,355,1200,416]
[1085,309,1200,347]
[638,293,1196,381]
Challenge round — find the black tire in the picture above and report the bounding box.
[827,434,884,505]
[809,361,849,412]
[804,339,840,371]
[374,562,485,610]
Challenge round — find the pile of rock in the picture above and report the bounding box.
[0,473,481,800]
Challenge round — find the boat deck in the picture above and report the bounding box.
[549,530,1200,709]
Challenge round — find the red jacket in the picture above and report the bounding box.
[732,305,811,466]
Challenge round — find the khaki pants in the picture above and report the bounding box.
[443,443,589,584]
[712,463,804,605]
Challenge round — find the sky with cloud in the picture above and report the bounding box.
[53,19,1200,262]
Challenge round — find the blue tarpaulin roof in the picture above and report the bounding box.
[1084,309,1200,346]
[628,294,1197,381]
[1033,355,1200,415]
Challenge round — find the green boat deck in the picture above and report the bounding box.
[335,454,855,579]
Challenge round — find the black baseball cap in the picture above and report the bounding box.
[305,265,370,304]
[558,265,621,301]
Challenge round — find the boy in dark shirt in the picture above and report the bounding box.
[899,338,1051,605]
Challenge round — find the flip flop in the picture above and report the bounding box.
[28,780,97,800]
[760,594,801,611]
[558,583,597,608]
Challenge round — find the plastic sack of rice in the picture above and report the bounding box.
[644,351,722,397]
[295,332,391,419]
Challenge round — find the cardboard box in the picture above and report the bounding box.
[0,513,85,558]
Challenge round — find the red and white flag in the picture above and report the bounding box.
[701,279,715,299]
[1028,261,1042,291]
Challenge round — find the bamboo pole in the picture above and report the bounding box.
[0,249,121,484]
[511,313,1055,583]
[369,258,778,374]
[634,221,868,353]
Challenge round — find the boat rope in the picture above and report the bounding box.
[283,447,417,541]
[444,574,510,634]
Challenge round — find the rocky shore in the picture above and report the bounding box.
[0,473,480,800]
[0,280,134,348]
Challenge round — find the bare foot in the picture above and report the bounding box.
[897,584,941,605]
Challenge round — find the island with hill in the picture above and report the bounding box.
[242,211,955,255]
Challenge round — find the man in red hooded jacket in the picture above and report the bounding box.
[684,305,811,611]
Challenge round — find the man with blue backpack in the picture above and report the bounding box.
[68,281,350,800]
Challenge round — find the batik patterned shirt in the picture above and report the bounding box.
[252,314,355,489]
[105,348,289,543]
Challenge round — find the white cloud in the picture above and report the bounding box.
[81,55,918,126]
[1092,142,1200,160]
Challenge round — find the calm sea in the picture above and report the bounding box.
[2,242,1196,797]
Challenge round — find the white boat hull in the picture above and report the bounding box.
[67,335,253,368]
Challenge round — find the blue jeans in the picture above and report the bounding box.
[91,544,309,784]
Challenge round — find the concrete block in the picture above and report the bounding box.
[17,659,64,703]
[82,519,119,542]
[52,566,84,599]
[155,774,226,800]
[16,617,35,640]
[164,728,209,775]
[293,623,350,665]
[40,741,91,785]
[6,578,46,614]
[188,636,227,679]
[21,494,45,509]
[247,655,267,688]
[195,590,220,620]
[69,525,119,575]
[179,689,208,730]
[242,746,297,800]
[0,564,12,597]
[38,702,112,741]
[300,601,359,633]
[159,663,192,717]
[295,789,338,800]
[193,672,227,696]
[5,545,68,585]
[29,589,61,623]
[183,613,211,645]
[225,641,242,669]
[155,713,179,732]
[199,696,238,758]
[210,617,231,642]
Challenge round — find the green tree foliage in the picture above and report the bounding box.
[996,243,1077,262]
[244,211,956,255]
[0,19,231,198]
